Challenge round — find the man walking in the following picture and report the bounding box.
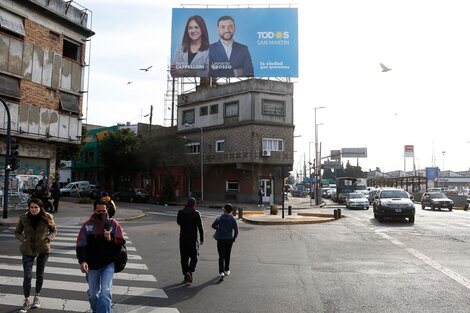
[177,197,204,284]
[76,199,125,313]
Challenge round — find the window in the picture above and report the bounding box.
[216,140,225,152]
[210,104,218,114]
[86,150,94,164]
[226,181,239,191]
[262,99,285,116]
[0,73,20,99]
[182,109,195,125]
[224,102,238,117]
[60,92,80,113]
[262,138,284,151]
[185,143,200,154]
[63,38,81,62]
[200,106,208,116]
[0,8,25,38]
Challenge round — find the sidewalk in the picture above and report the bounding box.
[234,196,343,225]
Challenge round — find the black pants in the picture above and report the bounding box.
[179,239,198,275]
[217,240,234,273]
[52,197,59,212]
[22,253,49,298]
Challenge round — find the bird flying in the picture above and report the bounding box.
[127,81,132,85]
[380,63,391,72]
[140,65,153,72]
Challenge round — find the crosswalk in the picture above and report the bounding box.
[0,224,179,313]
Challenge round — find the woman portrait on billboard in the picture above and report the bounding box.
[171,15,210,77]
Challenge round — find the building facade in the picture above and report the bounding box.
[0,0,93,188]
[176,79,295,204]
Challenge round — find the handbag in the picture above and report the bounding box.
[213,229,218,240]
[114,244,128,273]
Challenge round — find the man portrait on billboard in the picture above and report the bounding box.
[209,15,254,77]
[171,15,210,77]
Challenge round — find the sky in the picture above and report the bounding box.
[75,0,470,175]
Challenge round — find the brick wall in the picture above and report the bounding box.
[24,19,62,54]
[21,80,60,110]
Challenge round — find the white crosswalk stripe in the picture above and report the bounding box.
[0,222,179,313]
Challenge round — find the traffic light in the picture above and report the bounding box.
[6,137,19,171]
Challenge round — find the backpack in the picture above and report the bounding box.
[105,219,127,273]
[114,244,128,273]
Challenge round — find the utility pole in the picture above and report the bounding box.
[1,98,11,218]
[148,105,153,138]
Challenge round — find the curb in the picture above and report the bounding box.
[241,212,338,225]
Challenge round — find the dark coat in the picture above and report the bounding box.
[76,214,125,270]
[177,207,204,242]
[15,212,57,256]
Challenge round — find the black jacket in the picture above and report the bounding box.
[76,214,125,270]
[177,207,204,242]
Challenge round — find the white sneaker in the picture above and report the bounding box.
[31,295,40,308]
[219,272,225,281]
[224,270,231,276]
[19,299,31,313]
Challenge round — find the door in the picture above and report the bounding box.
[261,179,271,203]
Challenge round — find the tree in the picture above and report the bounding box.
[100,128,142,190]
[56,126,87,178]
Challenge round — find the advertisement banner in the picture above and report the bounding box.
[341,148,368,158]
[171,8,298,78]
[425,167,439,181]
[404,145,414,157]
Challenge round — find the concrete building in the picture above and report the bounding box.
[0,0,93,186]
[176,79,294,204]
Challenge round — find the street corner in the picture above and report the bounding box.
[241,211,338,225]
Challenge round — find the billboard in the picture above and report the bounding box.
[404,145,414,157]
[171,8,298,78]
[341,148,368,158]
[425,167,439,181]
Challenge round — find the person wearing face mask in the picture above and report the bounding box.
[76,199,125,313]
[15,198,57,313]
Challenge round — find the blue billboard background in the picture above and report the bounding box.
[171,8,298,78]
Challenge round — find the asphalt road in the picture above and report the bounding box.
[3,200,470,312]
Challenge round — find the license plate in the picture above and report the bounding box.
[395,209,402,212]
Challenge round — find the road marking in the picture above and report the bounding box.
[0,294,178,312]
[376,231,470,290]
[0,263,157,282]
[0,254,148,270]
[0,275,167,298]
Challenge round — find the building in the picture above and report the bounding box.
[0,0,93,187]
[175,79,294,203]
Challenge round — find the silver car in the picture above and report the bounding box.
[345,192,369,210]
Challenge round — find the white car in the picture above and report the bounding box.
[345,192,369,210]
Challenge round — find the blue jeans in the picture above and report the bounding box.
[22,253,49,298]
[86,262,114,313]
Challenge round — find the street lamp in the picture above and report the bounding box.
[314,106,325,205]
[185,123,204,203]
[442,151,446,172]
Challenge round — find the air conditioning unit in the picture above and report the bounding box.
[262,149,271,157]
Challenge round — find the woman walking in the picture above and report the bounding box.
[15,198,57,312]
[212,203,238,281]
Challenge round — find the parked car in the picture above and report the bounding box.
[345,192,369,210]
[373,188,415,223]
[60,181,91,197]
[113,188,150,203]
[420,192,453,211]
